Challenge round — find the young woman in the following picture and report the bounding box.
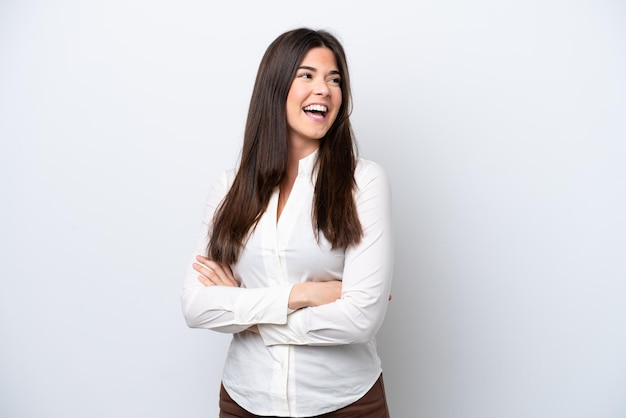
[181,28,394,417]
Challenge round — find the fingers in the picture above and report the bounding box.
[193,255,239,287]
[308,280,342,307]
[197,274,214,287]
[213,262,237,286]
[193,256,217,286]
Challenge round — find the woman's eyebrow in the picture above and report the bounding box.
[297,66,341,75]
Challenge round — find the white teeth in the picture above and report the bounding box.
[303,104,328,112]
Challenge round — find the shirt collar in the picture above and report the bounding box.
[297,148,319,178]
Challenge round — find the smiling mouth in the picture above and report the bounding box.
[303,104,328,119]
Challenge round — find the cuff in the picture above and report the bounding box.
[233,284,293,325]
[257,309,307,346]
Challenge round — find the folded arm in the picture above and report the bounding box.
[257,162,394,346]
[183,253,342,333]
[180,171,294,333]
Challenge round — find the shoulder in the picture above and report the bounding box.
[204,168,237,210]
[354,158,391,199]
[355,158,390,186]
[210,168,237,193]
[221,168,237,187]
[352,159,392,220]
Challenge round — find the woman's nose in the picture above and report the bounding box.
[313,79,330,97]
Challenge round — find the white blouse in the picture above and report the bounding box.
[181,150,394,417]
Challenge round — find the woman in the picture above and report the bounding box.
[182,28,393,417]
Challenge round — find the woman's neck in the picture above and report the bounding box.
[277,142,318,221]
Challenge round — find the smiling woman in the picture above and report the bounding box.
[286,47,343,150]
[181,28,394,418]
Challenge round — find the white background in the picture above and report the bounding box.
[1,1,625,417]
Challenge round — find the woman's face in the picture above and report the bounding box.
[285,47,342,150]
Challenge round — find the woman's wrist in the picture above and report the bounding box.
[287,281,342,310]
[288,283,310,311]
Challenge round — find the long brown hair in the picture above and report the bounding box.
[208,28,362,264]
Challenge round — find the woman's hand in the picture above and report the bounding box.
[288,281,342,311]
[193,255,239,287]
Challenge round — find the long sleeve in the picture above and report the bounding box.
[257,161,394,346]
[180,171,293,333]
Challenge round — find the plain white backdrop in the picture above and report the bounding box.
[1,1,625,417]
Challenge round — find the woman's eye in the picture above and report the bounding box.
[298,73,313,79]
[329,77,342,85]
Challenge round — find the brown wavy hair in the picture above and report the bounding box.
[208,28,362,264]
